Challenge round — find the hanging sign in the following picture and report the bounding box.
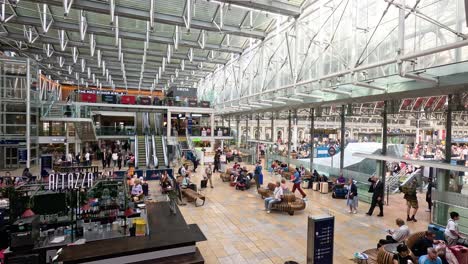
[48,172,95,190]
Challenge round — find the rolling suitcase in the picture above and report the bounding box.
[312,182,319,191]
[320,182,329,194]
[200,179,208,188]
[449,245,468,264]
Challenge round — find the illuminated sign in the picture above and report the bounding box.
[48,172,95,190]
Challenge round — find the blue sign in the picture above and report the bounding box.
[18,148,27,162]
[187,116,193,135]
[308,215,334,264]
[0,139,24,145]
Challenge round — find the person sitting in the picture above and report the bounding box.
[233,162,240,171]
[411,231,442,258]
[377,218,410,248]
[392,244,414,264]
[264,181,283,214]
[319,174,328,182]
[336,174,346,185]
[444,211,464,246]
[418,248,443,264]
[280,179,290,194]
[131,179,144,201]
[182,172,197,191]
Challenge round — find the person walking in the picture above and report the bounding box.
[117,151,123,170]
[85,151,91,166]
[205,163,214,188]
[112,152,118,167]
[254,161,263,189]
[426,177,433,212]
[101,150,107,168]
[291,168,307,200]
[346,178,358,214]
[400,179,419,222]
[106,150,112,168]
[213,152,220,173]
[366,175,384,217]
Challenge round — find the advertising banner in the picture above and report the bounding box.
[101,94,116,104]
[121,95,136,104]
[81,93,97,103]
[188,99,198,107]
[200,101,210,108]
[139,97,151,105]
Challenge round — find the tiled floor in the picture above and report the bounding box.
[12,162,430,263]
[147,163,431,264]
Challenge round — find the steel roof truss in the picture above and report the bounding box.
[37,3,53,33]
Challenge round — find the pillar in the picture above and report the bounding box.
[245,116,249,147]
[288,110,292,165]
[236,117,240,148]
[271,112,275,142]
[210,113,215,143]
[256,114,260,140]
[65,123,69,156]
[228,116,231,136]
[339,105,345,171]
[167,110,171,137]
[26,58,31,168]
[381,101,388,203]
[309,108,315,172]
[293,110,298,151]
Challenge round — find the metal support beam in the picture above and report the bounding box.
[34,0,265,39]
[245,117,248,147]
[309,108,314,173]
[236,117,240,148]
[256,114,260,140]
[26,58,31,168]
[381,101,388,204]
[445,95,452,163]
[212,0,301,17]
[270,112,274,142]
[288,110,292,166]
[340,105,345,170]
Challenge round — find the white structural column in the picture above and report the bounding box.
[292,111,298,151]
[210,113,215,142]
[65,123,69,156]
[167,110,171,137]
[26,58,31,168]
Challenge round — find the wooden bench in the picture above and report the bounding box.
[181,188,206,207]
[271,193,306,216]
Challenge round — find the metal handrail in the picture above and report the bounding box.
[144,134,149,167]
[152,135,158,167]
[162,136,168,167]
[134,134,139,166]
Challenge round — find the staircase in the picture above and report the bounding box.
[137,135,146,168]
[386,171,405,194]
[154,136,167,167]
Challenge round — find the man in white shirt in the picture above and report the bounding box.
[85,151,90,165]
[445,211,464,246]
[66,153,73,163]
[264,181,283,213]
[378,218,410,248]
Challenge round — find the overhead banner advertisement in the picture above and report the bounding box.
[121,95,136,104]
[139,97,151,105]
[200,101,210,108]
[188,99,198,107]
[81,93,97,103]
[101,94,117,104]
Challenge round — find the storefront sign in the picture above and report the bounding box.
[48,172,95,190]
[188,99,198,107]
[102,94,117,104]
[200,101,210,108]
[139,97,151,105]
[81,93,97,103]
[75,90,126,95]
[168,87,198,97]
[0,139,24,145]
[307,215,334,264]
[121,95,136,104]
[18,148,27,162]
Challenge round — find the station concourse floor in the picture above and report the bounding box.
[147,163,431,264]
[15,162,430,264]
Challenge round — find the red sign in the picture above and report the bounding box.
[328,146,336,156]
[81,93,97,103]
[121,95,136,104]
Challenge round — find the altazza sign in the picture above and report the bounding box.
[48,172,95,190]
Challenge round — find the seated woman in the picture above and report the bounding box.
[131,179,144,201]
[280,179,290,194]
[336,174,346,185]
[392,244,413,264]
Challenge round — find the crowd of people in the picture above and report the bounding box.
[377,211,465,264]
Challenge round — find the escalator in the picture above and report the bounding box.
[154,136,167,167]
[136,135,147,168]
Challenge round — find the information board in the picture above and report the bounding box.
[307,215,334,264]
[101,94,116,104]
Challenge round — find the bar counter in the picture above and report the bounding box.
[57,202,206,264]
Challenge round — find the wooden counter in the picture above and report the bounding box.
[58,202,206,264]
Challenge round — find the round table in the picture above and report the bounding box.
[377,243,398,264]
